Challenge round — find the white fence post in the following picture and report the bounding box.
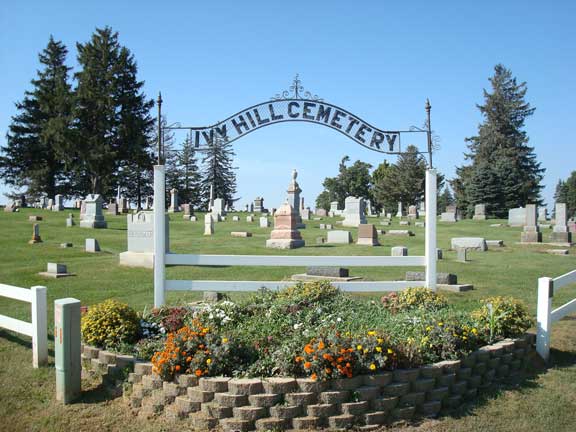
[425,169,437,291]
[31,285,48,368]
[153,165,166,308]
[536,276,553,362]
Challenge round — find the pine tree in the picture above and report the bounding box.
[437,186,454,215]
[454,64,544,215]
[169,135,202,209]
[372,160,400,213]
[0,36,73,199]
[114,47,154,208]
[200,135,237,209]
[73,27,153,198]
[394,145,428,205]
[555,173,576,219]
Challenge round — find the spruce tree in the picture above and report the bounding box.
[168,135,202,209]
[394,145,428,205]
[437,186,455,215]
[0,36,72,198]
[73,27,153,197]
[200,135,237,209]
[372,160,400,213]
[455,64,544,215]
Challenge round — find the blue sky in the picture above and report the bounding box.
[1,1,574,209]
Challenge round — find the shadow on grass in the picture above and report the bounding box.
[77,382,121,404]
[0,329,55,358]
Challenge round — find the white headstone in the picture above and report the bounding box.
[508,207,526,227]
[327,230,352,244]
[396,202,403,218]
[85,238,100,253]
[342,196,366,227]
[168,188,180,212]
[204,213,214,236]
[259,217,270,228]
[79,195,107,228]
[53,194,64,211]
[212,198,225,219]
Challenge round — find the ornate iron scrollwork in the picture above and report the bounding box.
[272,74,323,101]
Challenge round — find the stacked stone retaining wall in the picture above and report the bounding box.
[82,334,535,431]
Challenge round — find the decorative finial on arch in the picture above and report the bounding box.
[272,75,323,101]
[292,169,298,181]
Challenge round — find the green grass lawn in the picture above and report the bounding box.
[0,207,575,431]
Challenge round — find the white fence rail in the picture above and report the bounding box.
[0,283,48,367]
[153,165,437,307]
[536,269,576,362]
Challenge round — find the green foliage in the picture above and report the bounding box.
[81,300,140,349]
[472,296,532,342]
[555,172,576,219]
[453,64,544,217]
[437,186,455,215]
[277,280,340,305]
[380,287,448,314]
[315,156,372,210]
[0,36,73,199]
[201,134,237,210]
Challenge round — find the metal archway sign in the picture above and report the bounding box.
[159,75,433,158]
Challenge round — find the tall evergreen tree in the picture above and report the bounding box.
[168,135,202,209]
[72,27,153,197]
[200,135,237,209]
[454,64,544,216]
[371,160,399,213]
[394,145,428,205]
[0,36,73,198]
[555,172,576,219]
[437,186,454,215]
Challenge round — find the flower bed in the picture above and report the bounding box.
[80,283,535,429]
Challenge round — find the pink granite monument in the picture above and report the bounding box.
[266,202,305,249]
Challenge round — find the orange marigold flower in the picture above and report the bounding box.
[304,362,312,369]
[304,344,314,354]
[317,341,325,350]
[175,365,181,372]
[195,369,202,377]
[186,357,192,363]
[310,373,318,381]
[325,368,332,374]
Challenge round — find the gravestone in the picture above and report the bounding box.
[80,195,107,228]
[28,223,42,244]
[365,200,377,217]
[189,215,197,222]
[4,201,18,213]
[342,196,366,227]
[307,267,349,277]
[182,204,192,218]
[456,247,468,262]
[550,203,572,243]
[451,237,487,251]
[520,204,541,243]
[538,207,548,222]
[29,215,42,222]
[286,170,304,228]
[250,203,254,212]
[316,208,327,217]
[107,202,119,215]
[212,198,225,220]
[80,201,86,220]
[47,198,54,210]
[204,214,214,236]
[329,201,340,217]
[259,217,270,228]
[415,221,425,227]
[300,197,305,211]
[357,224,379,246]
[144,196,151,210]
[232,215,240,222]
[254,197,264,213]
[118,196,129,214]
[53,194,64,211]
[407,205,419,219]
[168,189,180,213]
[119,212,170,268]
[246,215,254,222]
[508,207,526,227]
[419,201,426,217]
[66,213,75,227]
[396,202,403,218]
[473,204,486,220]
[391,246,408,256]
[406,271,457,285]
[326,230,352,244]
[85,238,100,253]
[437,248,443,260]
[39,263,72,278]
[399,220,410,226]
[301,208,311,220]
[60,243,73,248]
[316,236,326,244]
[231,231,252,238]
[387,230,414,236]
[441,208,457,222]
[266,202,305,249]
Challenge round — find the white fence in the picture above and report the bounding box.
[0,283,48,367]
[536,269,576,362]
[153,165,437,307]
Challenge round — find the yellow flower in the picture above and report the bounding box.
[426,326,432,332]
[438,322,443,326]
[367,331,376,336]
[377,338,383,344]
[369,363,376,370]
[375,346,382,353]
[206,358,212,365]
[387,348,393,354]
[222,337,228,343]
[356,345,363,351]
[363,349,368,354]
